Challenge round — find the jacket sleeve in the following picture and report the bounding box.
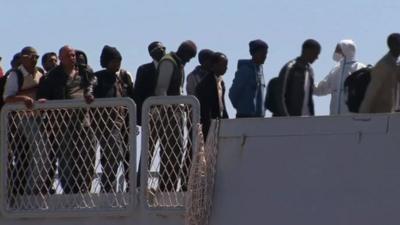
[314,68,335,96]
[36,75,51,100]
[277,64,290,116]
[228,66,250,108]
[154,61,174,96]
[186,72,196,96]
[82,68,96,97]
[133,66,146,102]
[359,67,384,113]
[124,70,135,99]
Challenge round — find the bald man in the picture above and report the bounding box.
[37,45,96,194]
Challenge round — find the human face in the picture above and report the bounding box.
[390,41,400,58]
[60,47,76,68]
[181,51,196,65]
[213,56,228,76]
[307,48,321,64]
[44,55,58,71]
[150,45,166,62]
[252,48,268,65]
[107,59,121,73]
[21,53,39,70]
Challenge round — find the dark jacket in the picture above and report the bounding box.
[277,57,315,116]
[195,73,229,139]
[133,62,157,125]
[37,65,95,100]
[93,69,134,99]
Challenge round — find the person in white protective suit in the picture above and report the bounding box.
[314,39,366,114]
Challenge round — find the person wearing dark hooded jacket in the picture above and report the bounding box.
[314,39,365,115]
[94,45,134,193]
[229,39,268,118]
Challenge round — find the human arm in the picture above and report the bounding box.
[186,72,196,96]
[3,71,34,108]
[314,68,335,96]
[228,66,250,108]
[154,60,174,96]
[277,63,292,116]
[358,68,382,113]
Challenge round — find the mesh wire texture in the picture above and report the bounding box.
[0,98,136,216]
[141,96,200,209]
[185,120,220,225]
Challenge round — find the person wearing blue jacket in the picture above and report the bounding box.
[229,39,268,118]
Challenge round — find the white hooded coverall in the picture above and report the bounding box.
[314,39,366,115]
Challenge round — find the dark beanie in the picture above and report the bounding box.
[249,39,268,55]
[100,45,122,68]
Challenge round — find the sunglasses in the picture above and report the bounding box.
[22,54,39,60]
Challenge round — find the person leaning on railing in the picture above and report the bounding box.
[153,40,197,192]
[93,45,135,193]
[3,46,50,196]
[36,45,96,194]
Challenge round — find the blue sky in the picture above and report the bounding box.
[1,0,399,116]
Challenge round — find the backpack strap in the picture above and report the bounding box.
[15,69,24,92]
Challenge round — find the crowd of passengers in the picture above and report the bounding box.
[1,33,400,195]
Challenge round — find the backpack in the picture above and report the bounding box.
[117,69,135,98]
[0,69,24,110]
[265,77,280,116]
[344,65,373,113]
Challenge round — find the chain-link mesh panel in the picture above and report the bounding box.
[0,98,136,216]
[141,96,200,209]
[185,120,220,225]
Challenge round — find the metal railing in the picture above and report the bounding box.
[140,96,200,210]
[0,98,136,217]
[185,120,220,225]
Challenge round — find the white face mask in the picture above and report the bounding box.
[333,52,343,62]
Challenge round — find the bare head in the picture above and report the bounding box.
[198,49,214,70]
[210,52,228,77]
[59,45,76,68]
[249,39,268,65]
[387,33,400,58]
[176,40,197,65]
[41,52,58,72]
[300,39,321,64]
[148,41,166,62]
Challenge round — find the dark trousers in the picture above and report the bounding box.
[158,107,185,192]
[57,115,95,194]
[99,125,129,193]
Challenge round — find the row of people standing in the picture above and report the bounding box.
[230,33,400,119]
[2,33,400,194]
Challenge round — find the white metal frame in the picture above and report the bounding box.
[0,98,136,218]
[140,96,200,212]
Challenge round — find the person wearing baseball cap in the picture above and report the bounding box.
[3,46,48,196]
